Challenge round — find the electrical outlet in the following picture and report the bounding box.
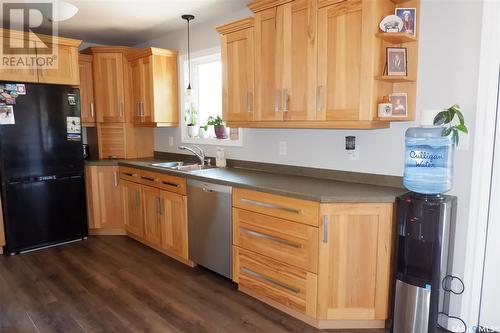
[169,136,174,146]
[279,141,287,155]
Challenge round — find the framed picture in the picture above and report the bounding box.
[387,47,407,76]
[395,8,416,36]
[390,93,408,117]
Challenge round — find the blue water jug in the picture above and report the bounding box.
[403,111,455,194]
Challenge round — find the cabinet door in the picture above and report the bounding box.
[221,27,255,122]
[85,165,123,230]
[79,57,96,126]
[121,180,144,238]
[159,191,188,259]
[93,53,126,123]
[0,38,38,83]
[317,0,364,120]
[130,56,154,124]
[142,185,162,247]
[282,0,318,121]
[37,43,80,85]
[254,7,284,121]
[317,203,394,321]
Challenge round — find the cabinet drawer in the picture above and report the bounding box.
[233,188,319,226]
[234,247,317,317]
[119,166,141,183]
[233,208,318,273]
[140,170,187,195]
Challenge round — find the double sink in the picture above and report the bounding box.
[151,161,214,173]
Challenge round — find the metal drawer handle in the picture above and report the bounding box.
[240,198,302,215]
[162,181,180,188]
[241,228,302,249]
[141,176,155,182]
[323,216,329,243]
[123,172,137,177]
[241,268,300,294]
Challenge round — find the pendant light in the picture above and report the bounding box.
[182,14,195,103]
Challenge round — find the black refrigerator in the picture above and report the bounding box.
[0,82,88,254]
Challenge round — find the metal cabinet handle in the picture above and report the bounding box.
[141,102,145,116]
[247,92,253,113]
[119,102,124,117]
[282,88,289,112]
[136,102,140,116]
[241,228,302,249]
[241,268,300,294]
[323,215,329,243]
[155,197,160,214]
[316,86,323,113]
[113,172,118,187]
[90,102,95,118]
[123,172,137,177]
[240,198,302,215]
[135,190,140,207]
[141,176,155,182]
[160,198,164,215]
[162,181,180,188]
[274,89,281,112]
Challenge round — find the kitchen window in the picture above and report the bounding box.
[181,49,243,146]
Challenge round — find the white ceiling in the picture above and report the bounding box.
[55,0,248,45]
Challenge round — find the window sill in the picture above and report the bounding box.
[181,136,243,147]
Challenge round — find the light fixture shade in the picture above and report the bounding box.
[52,0,79,22]
[185,86,196,104]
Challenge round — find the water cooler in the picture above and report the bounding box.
[392,192,458,333]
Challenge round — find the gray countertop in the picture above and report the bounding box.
[116,159,406,203]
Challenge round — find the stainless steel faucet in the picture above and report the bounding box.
[178,145,205,165]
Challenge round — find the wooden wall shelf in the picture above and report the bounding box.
[376,32,417,44]
[375,75,415,83]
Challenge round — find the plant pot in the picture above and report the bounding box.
[214,125,228,139]
[187,125,199,138]
[199,127,209,139]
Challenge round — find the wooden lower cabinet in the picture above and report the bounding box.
[121,179,144,238]
[232,187,395,329]
[118,167,191,265]
[159,191,188,259]
[142,185,163,247]
[85,165,125,234]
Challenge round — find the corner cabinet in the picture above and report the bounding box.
[85,165,125,235]
[218,0,420,129]
[231,188,395,329]
[127,48,179,127]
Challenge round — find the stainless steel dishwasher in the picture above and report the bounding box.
[187,179,232,279]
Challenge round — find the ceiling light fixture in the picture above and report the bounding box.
[182,14,195,103]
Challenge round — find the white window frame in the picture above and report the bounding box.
[179,47,243,147]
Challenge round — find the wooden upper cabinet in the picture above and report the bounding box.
[92,51,127,123]
[217,18,255,123]
[253,7,283,121]
[0,38,38,82]
[317,203,394,322]
[159,191,189,260]
[318,0,375,120]
[79,54,96,126]
[282,0,318,121]
[37,43,80,85]
[127,48,179,127]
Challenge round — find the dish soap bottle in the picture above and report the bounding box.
[403,110,455,194]
[215,147,226,168]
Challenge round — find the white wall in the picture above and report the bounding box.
[137,0,484,322]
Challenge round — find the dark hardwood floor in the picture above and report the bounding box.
[0,236,389,333]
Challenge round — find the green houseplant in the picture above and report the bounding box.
[433,104,468,145]
[207,116,227,139]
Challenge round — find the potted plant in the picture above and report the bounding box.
[208,116,227,139]
[186,104,199,138]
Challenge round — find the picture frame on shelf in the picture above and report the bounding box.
[390,93,408,117]
[386,47,407,76]
[396,8,416,36]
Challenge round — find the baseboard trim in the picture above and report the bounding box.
[239,286,387,330]
[89,228,127,236]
